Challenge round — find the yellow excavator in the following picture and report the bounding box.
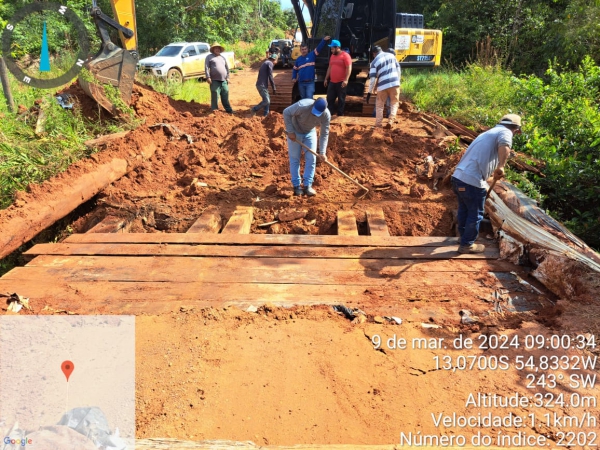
[79,0,138,115]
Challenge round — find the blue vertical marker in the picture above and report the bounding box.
[40,21,50,72]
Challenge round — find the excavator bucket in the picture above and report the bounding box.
[79,47,137,115]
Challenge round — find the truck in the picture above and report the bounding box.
[138,43,236,83]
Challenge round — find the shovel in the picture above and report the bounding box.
[293,139,369,198]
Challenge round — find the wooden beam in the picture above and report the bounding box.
[24,242,500,260]
[87,215,130,233]
[337,210,359,236]
[366,208,390,236]
[5,258,503,286]
[186,207,221,233]
[25,253,508,273]
[221,207,254,234]
[63,233,462,247]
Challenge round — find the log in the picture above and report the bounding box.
[221,207,254,234]
[87,215,131,233]
[486,189,600,299]
[0,143,156,260]
[366,208,390,236]
[84,131,130,147]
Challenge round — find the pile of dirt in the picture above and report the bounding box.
[66,81,458,236]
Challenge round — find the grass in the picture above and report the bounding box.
[136,72,211,103]
[0,56,125,209]
[229,38,273,66]
[402,63,518,129]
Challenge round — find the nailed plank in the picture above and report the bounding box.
[64,233,464,248]
[366,208,390,236]
[337,210,359,236]
[221,206,253,234]
[186,206,221,233]
[4,260,502,286]
[25,242,500,260]
[87,215,130,233]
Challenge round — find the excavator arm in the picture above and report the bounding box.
[79,0,138,115]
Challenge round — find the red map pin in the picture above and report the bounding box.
[61,360,74,382]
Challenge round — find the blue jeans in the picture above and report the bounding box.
[253,85,270,116]
[298,81,315,99]
[451,177,487,246]
[210,80,233,113]
[287,130,317,188]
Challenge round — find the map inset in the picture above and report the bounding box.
[0,316,134,449]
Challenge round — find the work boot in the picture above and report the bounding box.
[304,186,317,197]
[457,243,485,254]
[293,186,304,196]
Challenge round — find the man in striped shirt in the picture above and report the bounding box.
[367,46,400,127]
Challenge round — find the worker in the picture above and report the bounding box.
[267,42,280,59]
[451,114,522,254]
[324,39,352,116]
[251,54,277,117]
[292,36,331,99]
[205,42,233,114]
[283,98,331,196]
[281,43,292,68]
[367,46,400,127]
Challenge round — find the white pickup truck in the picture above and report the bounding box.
[138,42,235,83]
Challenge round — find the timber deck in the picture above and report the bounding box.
[0,207,545,316]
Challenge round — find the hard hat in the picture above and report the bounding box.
[311,98,328,117]
[498,114,522,127]
[328,39,341,48]
[370,45,382,54]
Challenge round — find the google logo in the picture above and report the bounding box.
[3,437,32,446]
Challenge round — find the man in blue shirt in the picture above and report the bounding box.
[292,36,331,99]
[451,114,522,253]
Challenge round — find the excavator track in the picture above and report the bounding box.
[270,69,297,113]
[269,69,375,117]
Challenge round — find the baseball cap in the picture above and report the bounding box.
[498,114,522,127]
[311,98,327,117]
[268,53,278,59]
[328,39,341,48]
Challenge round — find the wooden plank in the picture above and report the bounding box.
[64,233,463,247]
[25,255,515,273]
[221,206,253,234]
[4,260,502,286]
[186,206,221,233]
[337,210,359,236]
[25,244,515,272]
[0,279,485,312]
[87,215,130,233]
[330,116,375,126]
[26,242,500,260]
[366,208,390,236]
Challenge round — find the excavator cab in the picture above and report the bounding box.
[79,0,138,115]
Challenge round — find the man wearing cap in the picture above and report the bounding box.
[205,42,233,114]
[283,98,331,196]
[292,36,331,99]
[324,39,352,116]
[367,46,400,127]
[451,114,522,253]
[251,54,277,117]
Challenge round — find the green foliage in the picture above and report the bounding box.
[136,72,210,103]
[402,64,517,128]
[513,57,600,247]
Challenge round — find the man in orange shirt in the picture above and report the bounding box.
[324,39,352,116]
